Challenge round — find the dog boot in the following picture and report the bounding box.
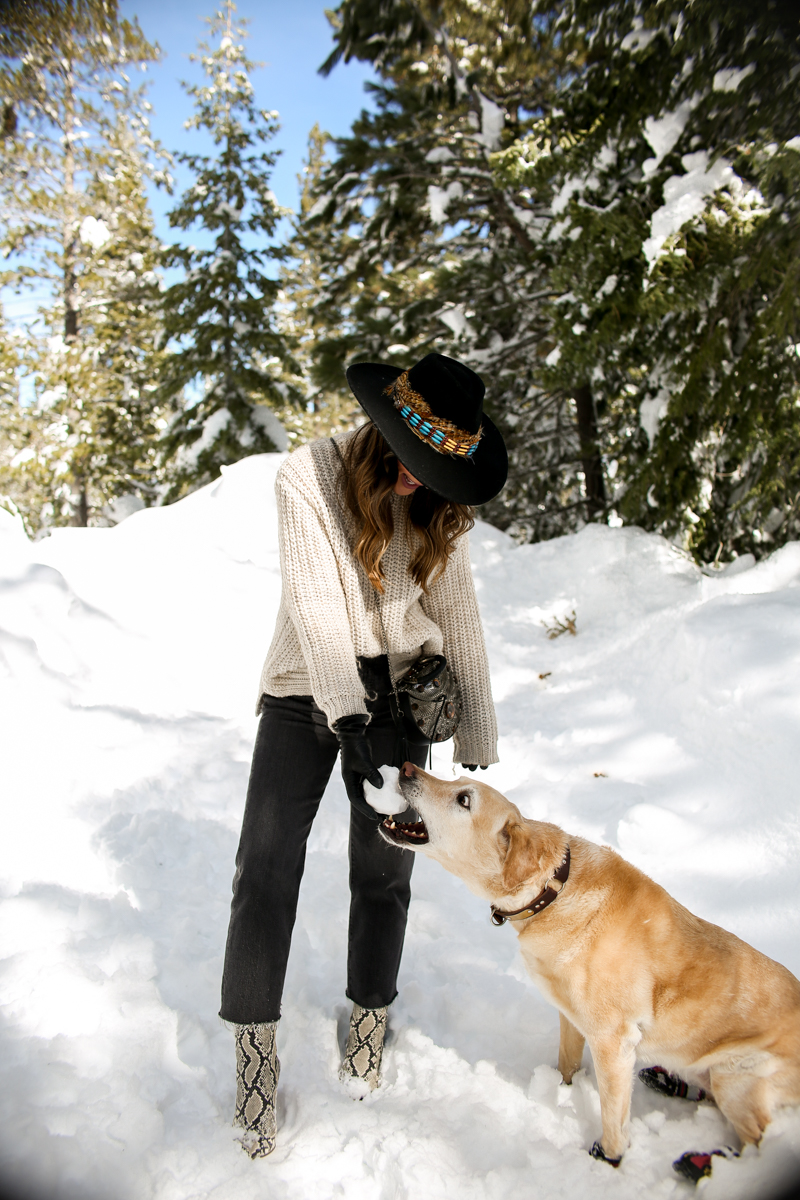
[339,1003,388,1095]
[673,1146,739,1183]
[233,1021,280,1158]
[590,1140,622,1168]
[639,1065,707,1101]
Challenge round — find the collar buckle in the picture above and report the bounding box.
[491,845,570,927]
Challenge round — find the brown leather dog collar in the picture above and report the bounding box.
[491,845,571,927]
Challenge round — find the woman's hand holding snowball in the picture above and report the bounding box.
[334,714,384,821]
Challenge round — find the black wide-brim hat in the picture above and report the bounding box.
[345,352,508,506]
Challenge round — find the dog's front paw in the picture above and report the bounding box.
[590,1140,622,1167]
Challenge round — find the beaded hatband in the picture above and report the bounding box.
[384,371,482,459]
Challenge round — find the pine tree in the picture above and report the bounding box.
[0,0,167,530]
[278,123,362,447]
[64,108,167,515]
[312,0,800,557]
[494,0,800,559]
[158,1,303,500]
[0,311,31,526]
[305,0,580,532]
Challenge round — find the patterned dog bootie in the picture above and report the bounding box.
[234,1022,280,1158]
[339,1004,388,1096]
[673,1146,739,1182]
[639,1065,707,1102]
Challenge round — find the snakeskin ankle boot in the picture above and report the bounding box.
[339,1004,388,1094]
[233,1021,280,1158]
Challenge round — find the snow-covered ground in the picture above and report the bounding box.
[2,452,800,1200]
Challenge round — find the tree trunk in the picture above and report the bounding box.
[64,280,78,339]
[574,383,606,521]
[76,484,89,527]
[63,61,78,342]
[63,56,83,522]
[223,123,233,404]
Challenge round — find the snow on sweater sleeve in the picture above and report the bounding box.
[276,472,368,728]
[420,530,499,767]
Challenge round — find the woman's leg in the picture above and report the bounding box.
[345,699,429,1009]
[219,694,340,1024]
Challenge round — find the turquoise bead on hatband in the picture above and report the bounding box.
[388,374,484,460]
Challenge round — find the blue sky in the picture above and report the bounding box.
[122,0,376,235]
[3,2,375,332]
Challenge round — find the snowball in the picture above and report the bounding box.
[364,765,405,815]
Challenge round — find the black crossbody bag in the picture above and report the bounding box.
[330,438,462,764]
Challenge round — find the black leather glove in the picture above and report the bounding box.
[463,764,488,771]
[334,714,383,821]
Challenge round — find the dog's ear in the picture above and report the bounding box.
[499,820,563,893]
[499,820,539,892]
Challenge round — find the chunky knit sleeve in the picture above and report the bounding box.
[420,531,499,766]
[276,472,368,728]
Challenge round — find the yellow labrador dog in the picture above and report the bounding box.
[380,763,800,1165]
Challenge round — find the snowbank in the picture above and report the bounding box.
[2,453,800,1200]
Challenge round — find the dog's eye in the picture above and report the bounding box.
[456,791,471,810]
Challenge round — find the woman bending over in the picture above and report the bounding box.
[219,352,508,1157]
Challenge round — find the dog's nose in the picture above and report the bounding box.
[401,762,417,779]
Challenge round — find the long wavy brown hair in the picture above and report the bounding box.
[340,422,474,594]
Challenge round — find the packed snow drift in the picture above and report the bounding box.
[2,452,800,1200]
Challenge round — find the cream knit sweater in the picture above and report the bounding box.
[257,431,498,766]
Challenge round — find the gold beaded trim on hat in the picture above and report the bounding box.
[383,371,483,459]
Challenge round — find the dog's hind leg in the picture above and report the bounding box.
[558,1013,585,1084]
[590,1031,639,1163]
[709,1068,773,1147]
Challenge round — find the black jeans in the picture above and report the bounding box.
[219,691,428,1024]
